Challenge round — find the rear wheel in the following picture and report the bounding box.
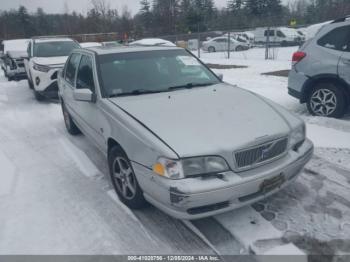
[235,46,244,51]
[108,146,147,209]
[307,83,347,118]
[61,102,81,135]
[208,46,216,53]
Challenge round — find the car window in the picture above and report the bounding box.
[215,38,227,43]
[277,30,285,38]
[65,53,81,86]
[76,55,95,92]
[264,30,275,37]
[33,41,80,57]
[317,26,350,51]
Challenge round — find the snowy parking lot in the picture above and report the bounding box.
[1,47,350,257]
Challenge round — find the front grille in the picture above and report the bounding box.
[234,137,288,170]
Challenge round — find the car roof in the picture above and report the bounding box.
[83,45,182,55]
[33,37,75,43]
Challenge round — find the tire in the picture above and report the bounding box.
[61,102,81,135]
[108,146,147,209]
[34,91,45,101]
[208,46,216,53]
[281,41,288,47]
[235,46,244,52]
[28,79,34,89]
[307,82,347,118]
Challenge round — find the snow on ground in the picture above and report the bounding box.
[0,71,218,255]
[197,47,350,255]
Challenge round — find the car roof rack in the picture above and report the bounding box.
[332,15,350,23]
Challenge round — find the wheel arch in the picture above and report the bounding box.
[301,74,350,103]
[107,137,126,156]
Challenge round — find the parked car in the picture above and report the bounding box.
[129,38,176,47]
[224,32,253,48]
[80,42,102,48]
[24,37,80,101]
[1,39,29,79]
[58,46,313,219]
[3,50,28,81]
[253,27,301,46]
[288,16,350,118]
[202,37,249,52]
[101,41,122,48]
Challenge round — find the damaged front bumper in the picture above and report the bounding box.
[133,139,314,220]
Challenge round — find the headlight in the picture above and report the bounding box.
[289,123,306,150]
[153,156,229,179]
[33,63,50,72]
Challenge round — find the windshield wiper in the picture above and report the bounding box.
[167,82,216,91]
[109,89,166,98]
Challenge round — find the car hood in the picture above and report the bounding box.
[32,56,68,67]
[110,83,291,157]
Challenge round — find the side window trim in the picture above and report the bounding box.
[72,54,82,88]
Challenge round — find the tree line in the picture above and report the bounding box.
[1,0,349,40]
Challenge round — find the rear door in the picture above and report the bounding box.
[61,52,81,121]
[215,38,228,51]
[336,26,350,85]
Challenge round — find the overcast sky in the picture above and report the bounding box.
[0,0,292,15]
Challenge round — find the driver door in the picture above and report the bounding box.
[73,54,106,151]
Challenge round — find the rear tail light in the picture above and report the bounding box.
[292,51,306,65]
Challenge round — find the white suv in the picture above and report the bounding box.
[24,37,80,101]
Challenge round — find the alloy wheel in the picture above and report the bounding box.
[112,157,137,200]
[310,88,337,116]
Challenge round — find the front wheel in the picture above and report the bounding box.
[208,46,216,53]
[307,83,347,118]
[108,146,147,209]
[235,46,244,51]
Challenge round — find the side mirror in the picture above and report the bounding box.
[217,73,223,81]
[73,89,95,102]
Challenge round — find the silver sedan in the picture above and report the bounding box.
[58,46,313,219]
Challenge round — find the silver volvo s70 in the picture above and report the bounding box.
[58,45,313,219]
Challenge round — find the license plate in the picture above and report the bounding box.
[260,174,285,194]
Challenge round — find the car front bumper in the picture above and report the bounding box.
[32,67,61,94]
[133,139,314,220]
[6,67,27,79]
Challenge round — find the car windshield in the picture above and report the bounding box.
[98,49,220,97]
[33,41,80,57]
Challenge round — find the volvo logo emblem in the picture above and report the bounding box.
[261,145,272,160]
